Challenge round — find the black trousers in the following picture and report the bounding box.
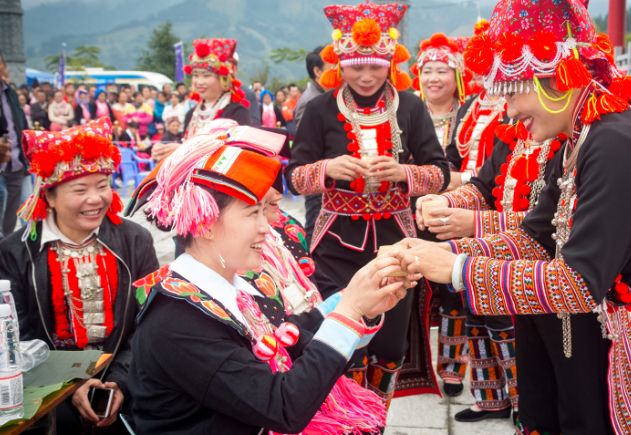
[515,313,613,435]
[2,169,26,236]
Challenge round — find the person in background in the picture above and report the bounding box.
[281,83,301,135]
[162,83,173,99]
[48,89,74,131]
[294,46,329,125]
[30,88,50,130]
[63,83,76,106]
[260,90,285,128]
[275,89,286,108]
[90,89,115,123]
[124,92,153,137]
[153,91,167,123]
[161,93,186,130]
[161,117,183,143]
[151,123,165,143]
[74,88,92,125]
[0,51,27,237]
[18,93,32,128]
[107,91,118,106]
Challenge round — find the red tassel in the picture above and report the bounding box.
[32,197,48,220]
[556,57,592,91]
[392,44,410,64]
[106,191,123,225]
[412,76,420,92]
[320,44,338,64]
[609,76,631,101]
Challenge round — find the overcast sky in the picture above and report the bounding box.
[21,0,610,15]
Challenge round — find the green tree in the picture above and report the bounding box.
[45,45,112,71]
[270,47,307,64]
[136,21,180,79]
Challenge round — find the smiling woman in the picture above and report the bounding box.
[0,117,159,433]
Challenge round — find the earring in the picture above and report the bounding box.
[218,253,227,269]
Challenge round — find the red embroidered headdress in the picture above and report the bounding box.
[319,2,412,91]
[464,0,621,96]
[183,38,248,107]
[18,117,123,231]
[412,33,466,103]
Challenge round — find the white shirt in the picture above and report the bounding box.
[170,253,262,327]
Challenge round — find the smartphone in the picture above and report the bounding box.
[88,387,114,419]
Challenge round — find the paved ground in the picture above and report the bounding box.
[127,190,515,434]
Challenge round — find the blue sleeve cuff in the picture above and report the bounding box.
[316,292,342,317]
[312,317,361,361]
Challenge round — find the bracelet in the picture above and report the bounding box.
[451,253,468,292]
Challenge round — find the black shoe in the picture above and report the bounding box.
[442,382,463,397]
[454,407,512,422]
[512,410,520,427]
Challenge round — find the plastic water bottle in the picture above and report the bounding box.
[0,281,20,363]
[19,340,49,372]
[0,304,23,424]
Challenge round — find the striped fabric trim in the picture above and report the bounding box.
[192,172,257,204]
[449,228,549,262]
[462,256,596,316]
[289,160,330,195]
[442,183,491,211]
[474,210,527,238]
[403,164,445,196]
[340,57,391,67]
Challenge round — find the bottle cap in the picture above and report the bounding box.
[0,280,10,292]
[0,304,11,317]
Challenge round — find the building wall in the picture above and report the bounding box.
[0,0,26,85]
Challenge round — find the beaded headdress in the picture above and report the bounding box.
[319,2,412,91]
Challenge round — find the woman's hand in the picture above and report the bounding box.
[368,156,406,183]
[336,255,413,320]
[415,194,448,230]
[71,379,124,426]
[401,242,458,284]
[426,208,475,240]
[325,155,368,181]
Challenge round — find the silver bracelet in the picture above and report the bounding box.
[451,253,468,292]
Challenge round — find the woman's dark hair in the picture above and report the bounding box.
[181,190,236,248]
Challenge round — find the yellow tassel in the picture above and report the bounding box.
[534,77,573,114]
[456,69,466,104]
[392,44,410,64]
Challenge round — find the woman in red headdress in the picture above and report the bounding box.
[400,0,631,433]
[286,2,450,408]
[0,118,159,432]
[151,38,251,162]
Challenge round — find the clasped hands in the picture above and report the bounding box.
[325,155,406,183]
[415,195,475,240]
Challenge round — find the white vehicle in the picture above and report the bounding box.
[63,68,173,90]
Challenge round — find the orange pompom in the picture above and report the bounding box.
[495,33,524,62]
[351,18,382,47]
[392,69,412,91]
[393,43,410,64]
[556,56,592,91]
[593,33,615,64]
[320,44,338,64]
[528,31,558,62]
[319,67,343,89]
[409,63,419,77]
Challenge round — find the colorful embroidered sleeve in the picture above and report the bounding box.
[442,183,491,211]
[462,257,596,316]
[448,228,551,261]
[474,211,527,238]
[403,164,445,196]
[289,160,330,195]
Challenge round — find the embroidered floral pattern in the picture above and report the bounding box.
[474,210,527,238]
[442,183,490,211]
[403,164,445,196]
[450,228,550,262]
[289,160,329,195]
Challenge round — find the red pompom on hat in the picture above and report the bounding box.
[185,38,237,77]
[18,117,122,229]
